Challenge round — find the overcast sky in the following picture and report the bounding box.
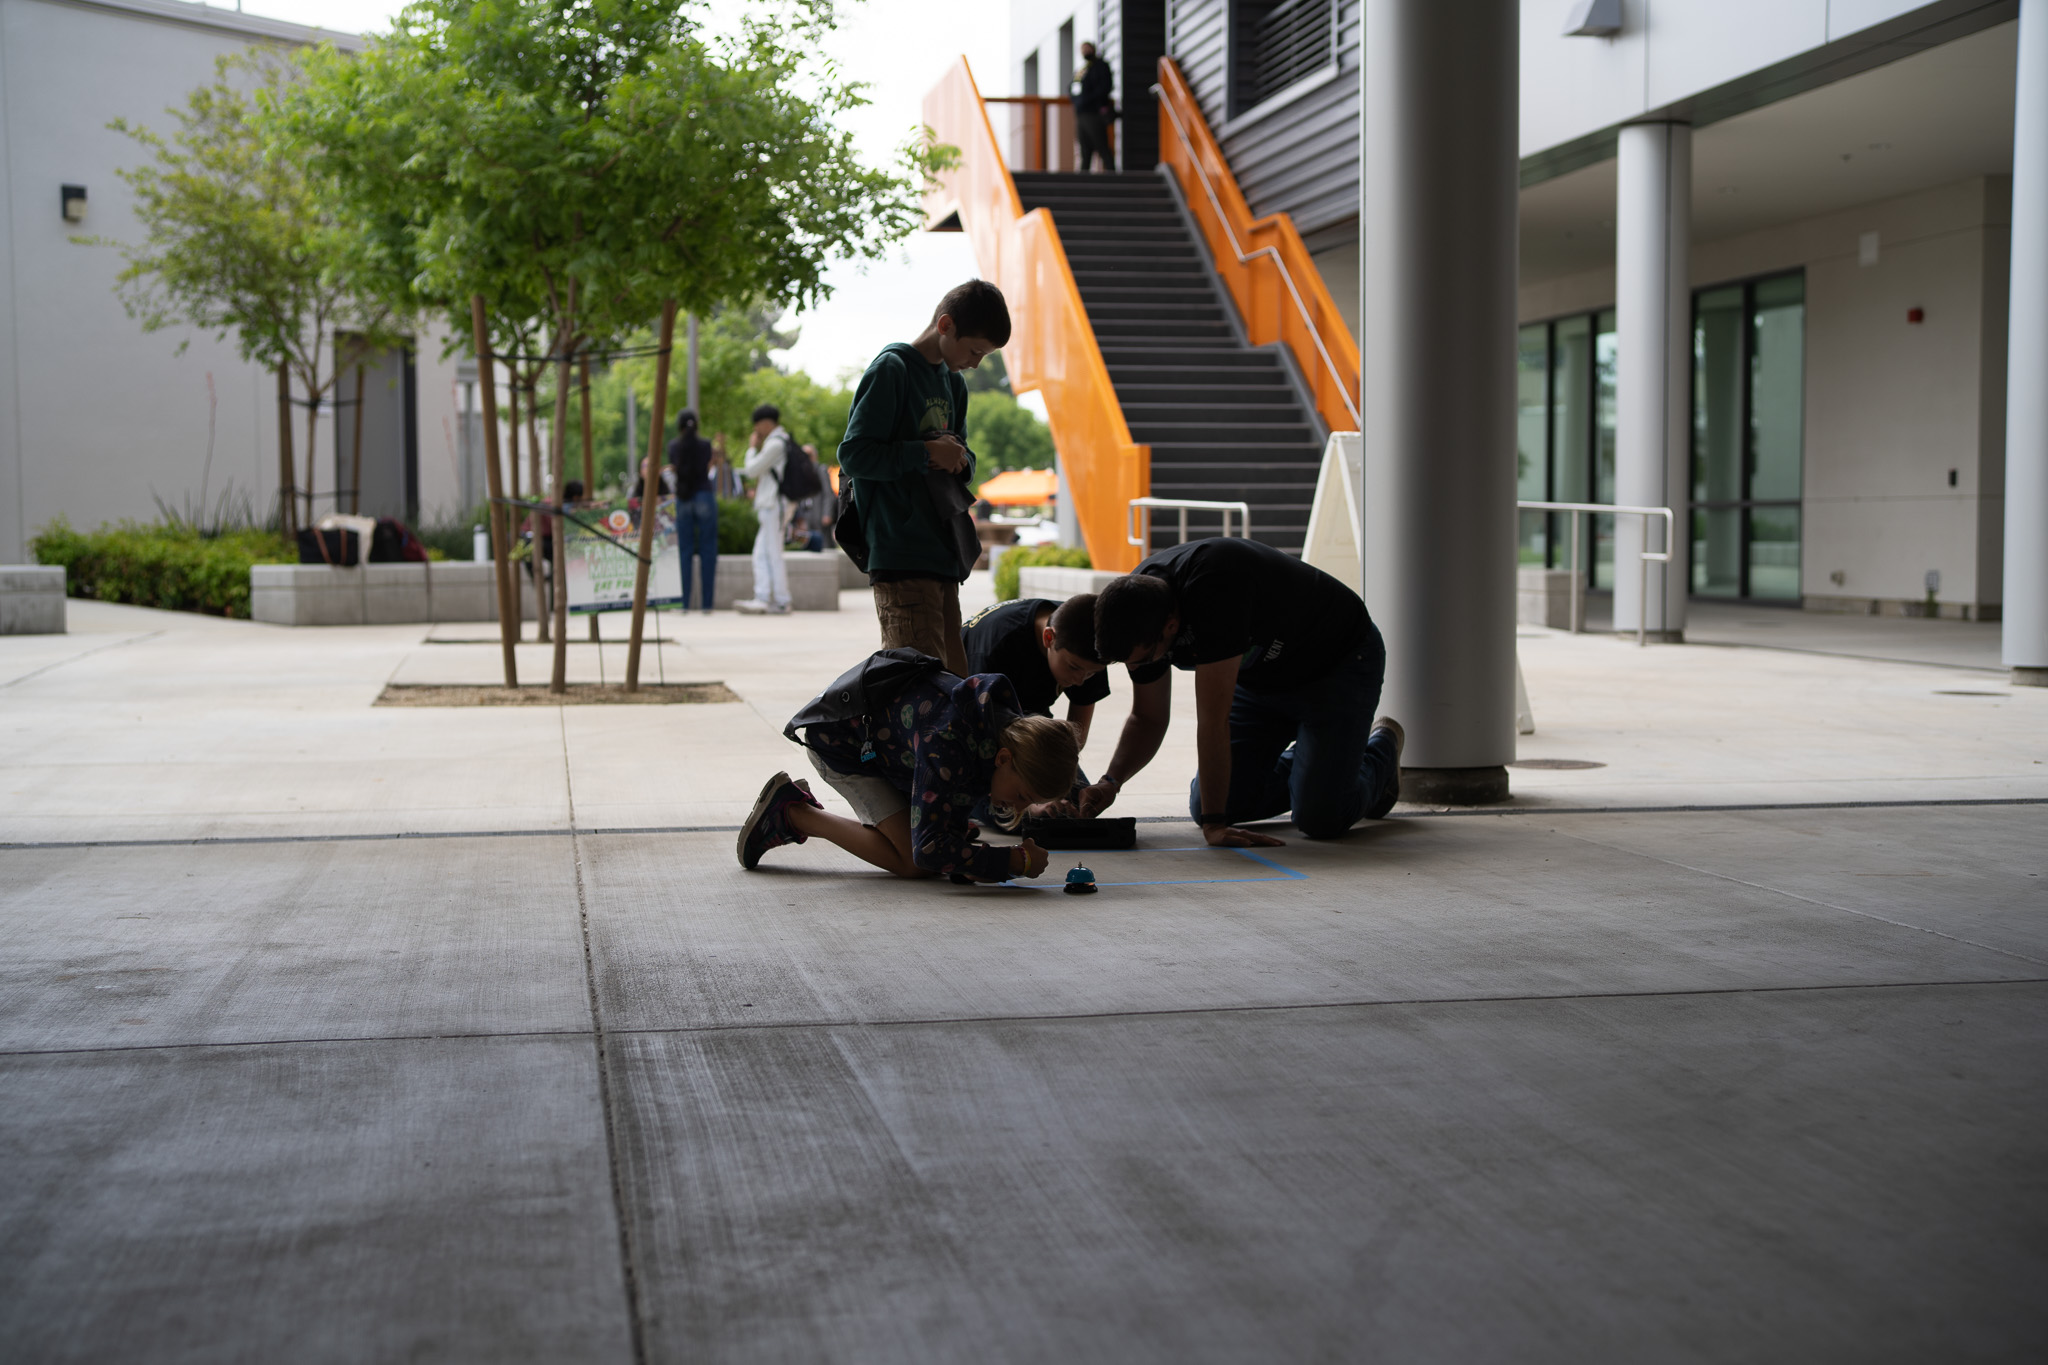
[229,0,1011,384]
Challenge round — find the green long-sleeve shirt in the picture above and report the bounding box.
[837,342,975,579]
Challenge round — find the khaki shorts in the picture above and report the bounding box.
[873,577,969,675]
[806,748,910,827]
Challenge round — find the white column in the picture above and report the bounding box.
[1361,0,1520,803]
[2006,0,2048,685]
[1614,121,1692,641]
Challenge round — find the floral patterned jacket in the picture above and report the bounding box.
[803,672,1019,881]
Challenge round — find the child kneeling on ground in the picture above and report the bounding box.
[738,657,1077,882]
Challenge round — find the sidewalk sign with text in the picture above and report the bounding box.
[564,497,682,613]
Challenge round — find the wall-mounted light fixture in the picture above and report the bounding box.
[1563,0,1622,37]
[61,185,87,223]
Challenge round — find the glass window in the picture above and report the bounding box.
[1692,286,1744,507]
[1516,323,1549,564]
[1592,310,1618,589]
[1748,505,1802,600]
[1750,274,1805,504]
[1551,316,1592,506]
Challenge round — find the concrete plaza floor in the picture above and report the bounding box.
[3,585,2045,1362]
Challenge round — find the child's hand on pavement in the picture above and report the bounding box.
[925,433,968,473]
[1009,839,1050,879]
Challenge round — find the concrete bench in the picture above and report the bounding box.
[1518,567,1574,630]
[1,565,66,634]
[250,552,843,625]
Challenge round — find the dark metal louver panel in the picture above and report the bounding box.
[1246,0,1333,109]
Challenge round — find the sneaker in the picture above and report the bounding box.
[1364,716,1405,820]
[737,772,822,869]
[734,598,767,615]
[766,602,792,615]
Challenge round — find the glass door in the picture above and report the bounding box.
[1692,272,1804,600]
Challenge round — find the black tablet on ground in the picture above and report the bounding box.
[1018,816,1137,850]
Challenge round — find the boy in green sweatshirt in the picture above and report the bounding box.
[837,279,1012,675]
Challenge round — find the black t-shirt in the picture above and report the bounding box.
[1124,539,1369,692]
[667,435,714,499]
[961,597,1112,717]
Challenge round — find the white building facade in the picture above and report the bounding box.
[0,0,472,563]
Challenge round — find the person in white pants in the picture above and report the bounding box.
[738,403,792,614]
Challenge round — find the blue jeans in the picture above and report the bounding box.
[676,490,718,610]
[1188,623,1400,839]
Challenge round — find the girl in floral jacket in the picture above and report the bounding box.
[741,671,1078,882]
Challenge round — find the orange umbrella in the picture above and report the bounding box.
[977,467,1058,506]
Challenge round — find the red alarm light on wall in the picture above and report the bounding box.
[1908,307,1925,324]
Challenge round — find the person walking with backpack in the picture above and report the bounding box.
[737,403,798,614]
[837,280,1011,672]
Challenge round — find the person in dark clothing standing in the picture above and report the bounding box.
[1071,41,1115,172]
[1083,537,1407,845]
[837,279,1011,674]
[667,409,717,613]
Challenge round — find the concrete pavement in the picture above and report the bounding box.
[2,590,2044,1361]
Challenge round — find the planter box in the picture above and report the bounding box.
[1,565,66,634]
[250,563,508,627]
[1018,565,1121,599]
[1518,567,1574,629]
[250,554,840,625]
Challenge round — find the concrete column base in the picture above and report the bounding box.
[1400,766,1511,805]
[1617,629,1685,644]
[2013,666,2048,687]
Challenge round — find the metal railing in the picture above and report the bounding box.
[1128,497,1252,547]
[1152,81,1361,428]
[1518,500,1675,646]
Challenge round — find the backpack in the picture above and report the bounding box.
[774,436,824,504]
[784,648,956,762]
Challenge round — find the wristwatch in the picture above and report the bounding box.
[1197,812,1229,828]
[1097,774,1123,792]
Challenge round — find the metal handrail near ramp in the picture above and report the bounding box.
[1518,500,1677,646]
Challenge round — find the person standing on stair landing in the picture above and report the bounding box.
[1072,42,1116,172]
[837,279,1011,674]
[1081,537,1406,843]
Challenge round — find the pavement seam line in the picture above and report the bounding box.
[1546,825,2048,969]
[6,978,2041,1061]
[0,629,163,690]
[7,795,2048,851]
[561,705,650,1365]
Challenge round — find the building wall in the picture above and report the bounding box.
[1507,175,2011,613]
[0,0,483,563]
[1011,0,1097,95]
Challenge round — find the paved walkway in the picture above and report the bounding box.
[3,590,2044,1362]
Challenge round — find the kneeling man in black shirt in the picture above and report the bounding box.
[1082,538,1404,845]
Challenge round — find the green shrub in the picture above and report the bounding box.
[716,497,759,555]
[994,542,1091,602]
[31,518,293,619]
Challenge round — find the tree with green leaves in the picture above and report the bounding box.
[101,50,409,535]
[286,0,947,688]
[966,391,1055,476]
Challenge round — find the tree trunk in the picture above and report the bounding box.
[276,362,296,537]
[582,354,599,643]
[470,298,518,687]
[349,357,366,515]
[548,289,576,693]
[626,302,677,691]
[506,378,523,637]
[528,373,549,645]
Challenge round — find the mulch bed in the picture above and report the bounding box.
[376,682,740,707]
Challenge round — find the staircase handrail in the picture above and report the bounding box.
[922,58,1151,572]
[1152,59,1361,432]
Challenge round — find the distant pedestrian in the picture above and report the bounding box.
[668,409,717,614]
[1071,41,1115,172]
[838,279,1012,674]
[737,402,794,614]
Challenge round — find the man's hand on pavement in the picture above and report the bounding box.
[1202,823,1286,849]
